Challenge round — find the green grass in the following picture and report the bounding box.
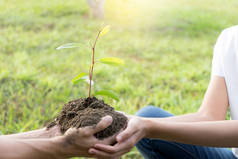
[0,0,238,158]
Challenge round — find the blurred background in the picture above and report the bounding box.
[0,0,238,158]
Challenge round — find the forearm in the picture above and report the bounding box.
[4,127,61,139]
[157,112,214,122]
[145,119,238,147]
[0,137,62,159]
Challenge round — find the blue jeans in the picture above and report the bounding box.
[135,106,237,159]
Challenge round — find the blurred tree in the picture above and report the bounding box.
[87,0,105,19]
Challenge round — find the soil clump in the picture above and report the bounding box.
[47,97,127,139]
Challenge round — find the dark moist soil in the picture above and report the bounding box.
[47,97,127,140]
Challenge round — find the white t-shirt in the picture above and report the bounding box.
[212,25,238,157]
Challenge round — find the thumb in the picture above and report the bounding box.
[92,115,113,134]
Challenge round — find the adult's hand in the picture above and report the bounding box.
[89,115,147,159]
[53,115,115,158]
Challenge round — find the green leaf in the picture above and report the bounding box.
[56,43,81,50]
[72,72,87,84]
[99,25,110,37]
[99,57,124,66]
[72,74,94,85]
[72,78,86,84]
[94,90,119,101]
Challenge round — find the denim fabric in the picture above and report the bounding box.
[135,106,237,159]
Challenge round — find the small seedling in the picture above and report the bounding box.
[56,25,124,102]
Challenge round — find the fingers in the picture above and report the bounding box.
[89,148,113,159]
[64,116,112,138]
[91,115,113,134]
[92,128,142,157]
[93,144,116,153]
[116,125,135,143]
[89,147,130,159]
[94,134,134,154]
[64,128,78,136]
[90,142,133,159]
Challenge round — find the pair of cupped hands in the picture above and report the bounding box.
[51,114,147,159]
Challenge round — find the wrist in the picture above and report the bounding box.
[140,117,150,137]
[142,118,155,138]
[44,126,62,138]
[51,136,67,159]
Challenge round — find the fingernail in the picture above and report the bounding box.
[94,144,99,148]
[117,136,121,142]
[89,149,94,154]
[104,116,112,124]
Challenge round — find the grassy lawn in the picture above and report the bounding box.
[0,0,238,158]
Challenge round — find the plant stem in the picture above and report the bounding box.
[88,30,101,100]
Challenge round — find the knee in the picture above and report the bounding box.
[136,138,158,159]
[136,105,163,117]
[136,105,173,118]
[136,138,150,150]
[136,105,156,117]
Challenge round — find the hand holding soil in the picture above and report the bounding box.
[47,97,127,139]
[89,115,146,159]
[46,26,128,158]
[52,115,119,158]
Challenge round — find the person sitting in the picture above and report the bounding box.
[89,26,238,159]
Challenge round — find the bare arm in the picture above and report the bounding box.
[145,119,238,147]
[0,137,59,159]
[89,76,232,158]
[4,127,61,139]
[142,76,233,147]
[0,116,115,159]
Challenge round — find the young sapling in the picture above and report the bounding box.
[47,26,127,139]
[57,25,124,102]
